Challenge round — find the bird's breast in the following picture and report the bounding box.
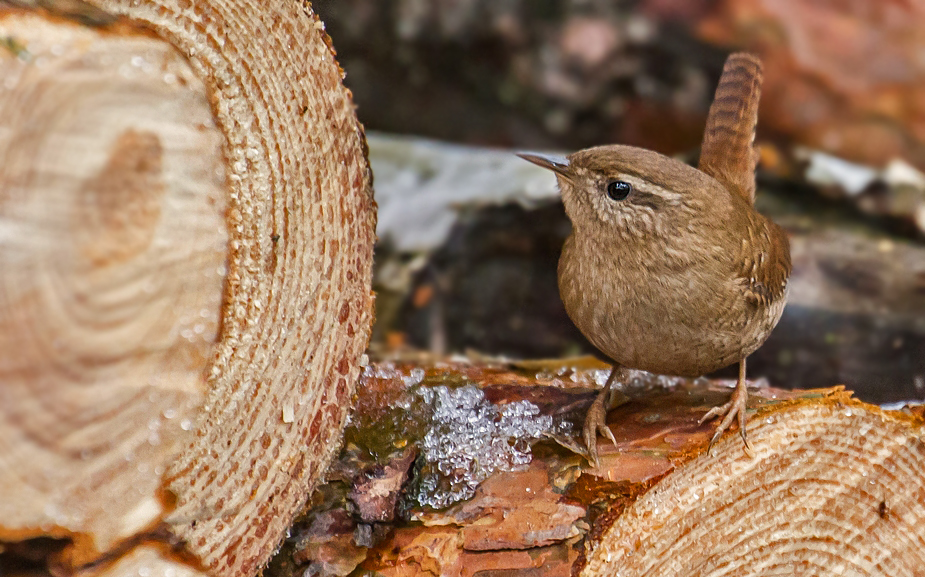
[558,234,782,377]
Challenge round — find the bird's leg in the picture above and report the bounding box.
[583,364,623,466]
[699,359,753,456]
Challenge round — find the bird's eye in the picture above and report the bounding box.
[606,180,632,201]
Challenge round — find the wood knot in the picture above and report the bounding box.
[79,129,164,266]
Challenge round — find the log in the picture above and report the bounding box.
[270,357,925,577]
[0,2,375,576]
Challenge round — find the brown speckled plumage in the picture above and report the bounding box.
[520,53,791,463]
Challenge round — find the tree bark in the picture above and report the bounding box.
[0,2,376,576]
[274,357,925,577]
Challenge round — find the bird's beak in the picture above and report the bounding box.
[517,152,572,181]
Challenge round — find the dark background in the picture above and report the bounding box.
[313,0,925,404]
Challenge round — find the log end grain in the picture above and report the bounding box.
[0,2,377,575]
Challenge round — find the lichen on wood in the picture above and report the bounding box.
[270,356,925,576]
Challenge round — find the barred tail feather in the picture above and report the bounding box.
[699,52,763,204]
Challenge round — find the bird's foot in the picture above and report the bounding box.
[698,375,753,457]
[583,386,619,467]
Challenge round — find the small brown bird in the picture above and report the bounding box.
[519,53,791,464]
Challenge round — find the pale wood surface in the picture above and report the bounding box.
[584,402,925,575]
[0,1,376,575]
[0,8,226,560]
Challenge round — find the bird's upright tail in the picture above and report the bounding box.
[698,52,763,205]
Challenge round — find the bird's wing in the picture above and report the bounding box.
[737,218,791,308]
[699,53,763,205]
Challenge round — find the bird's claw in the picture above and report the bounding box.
[583,387,618,467]
[699,381,753,457]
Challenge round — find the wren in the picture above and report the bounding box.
[519,53,791,464]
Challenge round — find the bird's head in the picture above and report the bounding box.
[519,145,727,243]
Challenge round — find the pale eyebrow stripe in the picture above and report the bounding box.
[618,173,683,202]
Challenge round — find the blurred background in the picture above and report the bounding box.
[312,0,925,404]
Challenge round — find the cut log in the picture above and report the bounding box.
[269,357,925,577]
[0,2,375,576]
